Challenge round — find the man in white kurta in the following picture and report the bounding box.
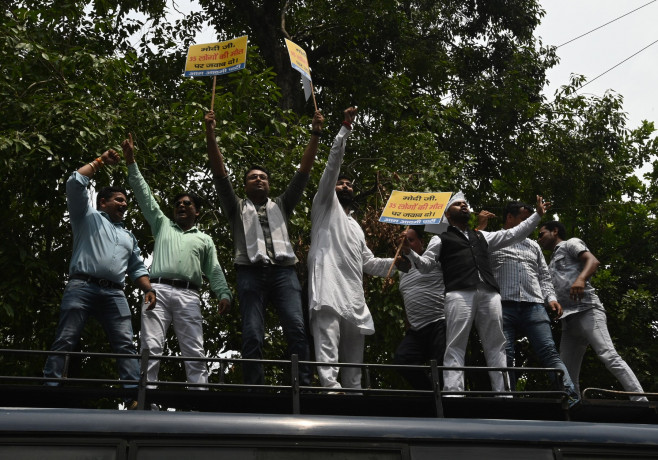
[308,107,392,389]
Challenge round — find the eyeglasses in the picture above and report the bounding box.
[246,173,268,181]
[538,231,546,238]
[175,199,193,207]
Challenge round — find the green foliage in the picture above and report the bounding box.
[0,4,311,386]
[1,1,657,398]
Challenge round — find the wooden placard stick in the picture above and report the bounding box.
[310,81,318,112]
[210,76,217,111]
[386,225,410,278]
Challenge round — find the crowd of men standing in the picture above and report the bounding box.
[42,108,648,406]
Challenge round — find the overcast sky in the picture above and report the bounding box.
[536,0,658,132]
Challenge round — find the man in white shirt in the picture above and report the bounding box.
[308,107,392,390]
[402,193,549,393]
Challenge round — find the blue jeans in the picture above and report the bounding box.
[502,301,577,398]
[236,265,310,385]
[43,279,139,387]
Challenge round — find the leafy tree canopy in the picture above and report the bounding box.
[1,0,656,397]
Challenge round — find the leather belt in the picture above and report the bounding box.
[150,277,200,291]
[70,274,124,290]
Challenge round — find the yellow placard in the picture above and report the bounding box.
[379,191,453,225]
[285,38,311,81]
[184,36,248,77]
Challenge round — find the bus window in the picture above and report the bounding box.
[411,445,554,460]
[133,445,403,460]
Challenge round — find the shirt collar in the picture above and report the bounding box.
[448,225,470,239]
[170,219,198,233]
[99,211,125,228]
[550,242,564,260]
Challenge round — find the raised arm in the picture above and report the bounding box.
[475,209,496,234]
[475,210,495,231]
[298,110,325,174]
[122,133,136,166]
[76,148,120,178]
[122,133,165,229]
[484,195,549,252]
[68,149,121,220]
[314,107,358,207]
[205,111,228,178]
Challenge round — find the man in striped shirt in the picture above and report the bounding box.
[489,202,578,402]
[393,226,446,390]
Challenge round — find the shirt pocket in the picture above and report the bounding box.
[553,254,567,271]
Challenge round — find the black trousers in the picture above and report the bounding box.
[393,319,446,390]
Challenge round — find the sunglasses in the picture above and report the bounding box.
[175,199,194,207]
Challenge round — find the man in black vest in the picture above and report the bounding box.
[402,192,549,394]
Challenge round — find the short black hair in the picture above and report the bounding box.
[409,225,425,240]
[542,220,567,240]
[337,174,353,183]
[244,165,271,184]
[173,191,202,210]
[96,185,127,208]
[503,201,533,222]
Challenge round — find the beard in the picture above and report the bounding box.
[448,208,470,225]
[337,190,354,208]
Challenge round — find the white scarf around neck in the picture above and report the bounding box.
[242,198,296,264]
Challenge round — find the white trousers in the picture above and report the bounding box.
[443,283,508,392]
[311,305,365,389]
[141,283,208,388]
[560,307,647,401]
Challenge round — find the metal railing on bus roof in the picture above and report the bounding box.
[0,347,579,417]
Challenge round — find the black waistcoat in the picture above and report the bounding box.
[438,226,500,293]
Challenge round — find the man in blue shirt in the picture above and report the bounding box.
[43,149,156,407]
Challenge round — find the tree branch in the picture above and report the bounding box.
[280,0,291,39]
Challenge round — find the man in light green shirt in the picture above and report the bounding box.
[122,134,232,390]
